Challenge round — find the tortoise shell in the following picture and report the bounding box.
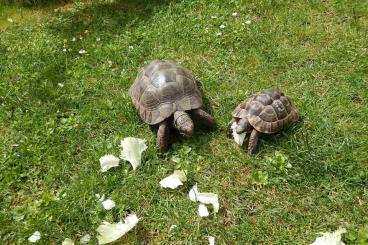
[232,88,299,134]
[128,60,202,125]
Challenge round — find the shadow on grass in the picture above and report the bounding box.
[48,0,174,38]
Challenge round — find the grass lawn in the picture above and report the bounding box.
[1,0,367,244]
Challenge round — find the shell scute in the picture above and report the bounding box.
[232,88,298,133]
[129,60,202,125]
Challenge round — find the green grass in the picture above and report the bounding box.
[1,0,367,244]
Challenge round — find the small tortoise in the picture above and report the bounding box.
[129,60,216,152]
[228,88,299,153]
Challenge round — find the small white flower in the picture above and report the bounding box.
[79,36,83,40]
[96,37,101,42]
[128,46,134,49]
[210,16,217,19]
[96,214,139,244]
[57,83,64,87]
[219,24,226,29]
[215,32,222,36]
[78,49,87,54]
[208,236,215,245]
[7,18,14,23]
[100,155,120,172]
[80,234,91,244]
[62,238,74,245]
[245,20,252,25]
[62,48,67,52]
[232,12,238,17]
[101,199,116,210]
[71,37,76,42]
[198,204,209,217]
[108,60,113,67]
[28,231,41,243]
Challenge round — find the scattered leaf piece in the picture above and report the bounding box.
[160,170,187,189]
[310,228,346,245]
[95,193,105,202]
[120,137,147,171]
[101,199,116,210]
[245,20,252,25]
[198,204,209,217]
[96,214,139,244]
[208,236,215,245]
[62,238,74,245]
[169,225,178,232]
[189,184,219,213]
[7,18,13,23]
[79,49,87,54]
[231,122,246,146]
[100,155,120,172]
[232,12,238,16]
[80,234,91,244]
[28,231,41,243]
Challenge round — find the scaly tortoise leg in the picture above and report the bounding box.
[247,129,260,154]
[156,119,170,153]
[191,108,216,130]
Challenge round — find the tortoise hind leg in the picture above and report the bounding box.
[247,129,260,154]
[191,108,216,130]
[156,119,170,153]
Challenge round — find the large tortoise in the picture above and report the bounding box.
[129,60,216,152]
[228,88,299,153]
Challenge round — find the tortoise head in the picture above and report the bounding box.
[173,111,194,137]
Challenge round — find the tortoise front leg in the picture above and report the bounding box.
[247,129,260,154]
[156,119,170,153]
[191,108,216,130]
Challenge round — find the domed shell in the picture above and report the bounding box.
[128,60,202,125]
[232,88,299,134]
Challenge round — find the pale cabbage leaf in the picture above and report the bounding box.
[96,214,139,244]
[120,137,147,171]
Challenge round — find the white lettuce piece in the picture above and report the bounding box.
[62,238,74,245]
[95,194,106,202]
[188,184,219,213]
[100,155,120,172]
[120,137,147,171]
[198,204,209,217]
[96,214,139,244]
[28,231,41,243]
[208,236,215,245]
[101,199,116,210]
[80,234,91,244]
[231,122,246,146]
[160,170,187,189]
[169,225,178,232]
[310,228,346,245]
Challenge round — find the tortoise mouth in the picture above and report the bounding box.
[179,124,194,137]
